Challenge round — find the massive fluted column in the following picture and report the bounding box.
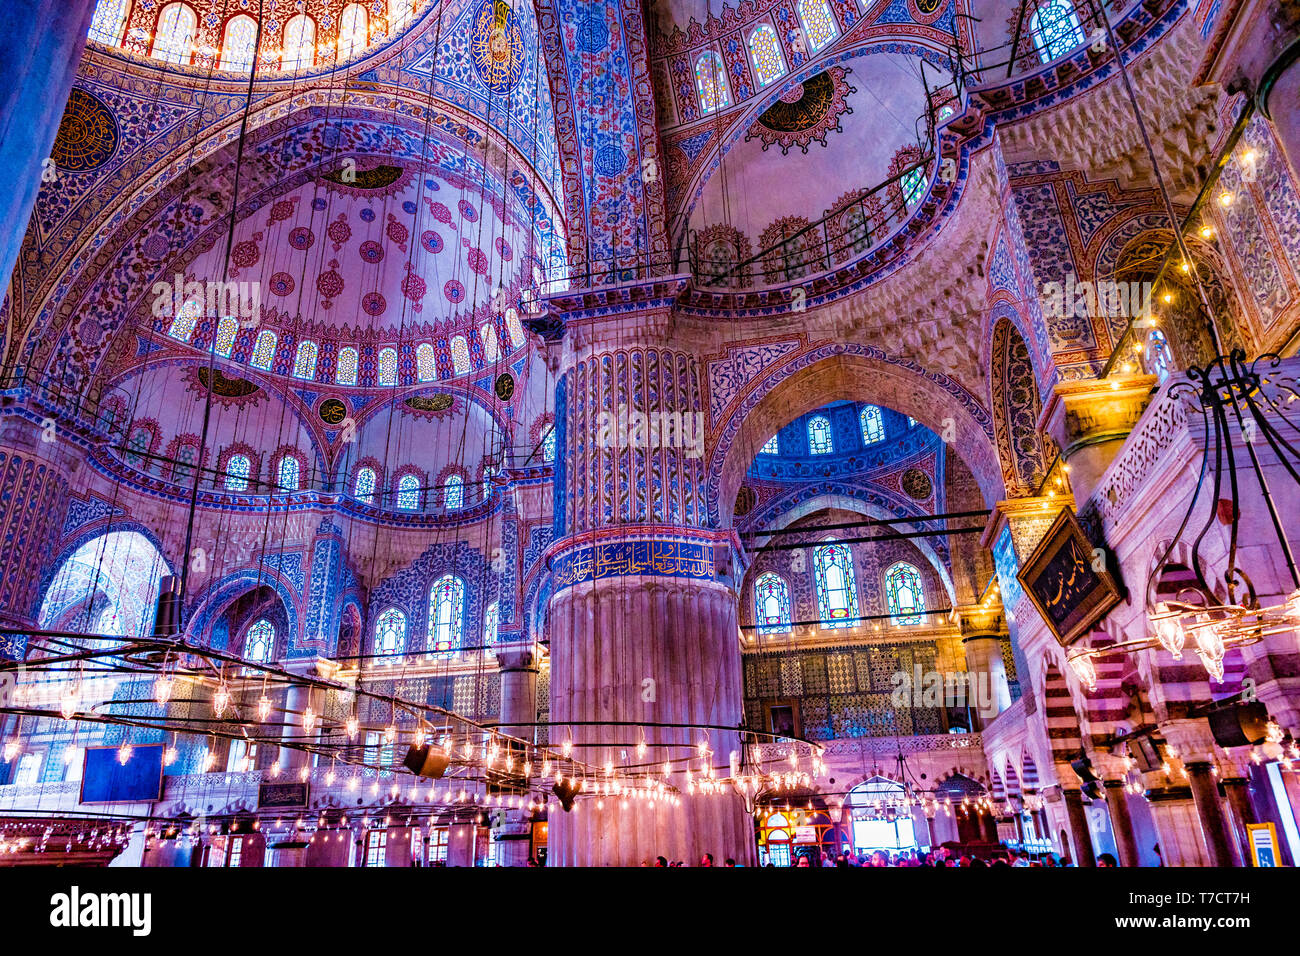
[497,647,539,866]
[543,291,753,866]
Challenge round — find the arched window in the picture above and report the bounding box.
[89,0,129,45]
[225,453,251,492]
[336,347,359,385]
[813,541,859,629]
[416,343,437,381]
[505,309,525,349]
[1030,0,1085,63]
[171,440,199,483]
[338,2,368,58]
[884,562,924,626]
[695,51,730,115]
[377,347,398,386]
[244,619,274,663]
[761,434,779,455]
[354,466,377,503]
[277,455,300,492]
[293,340,318,379]
[450,336,471,375]
[152,3,197,65]
[807,415,833,455]
[859,405,884,445]
[373,608,406,660]
[397,474,421,510]
[748,25,786,87]
[901,165,926,209]
[168,299,202,341]
[483,601,499,646]
[481,323,500,363]
[220,14,258,72]
[282,14,316,69]
[39,530,168,641]
[250,330,278,370]
[754,572,792,635]
[125,424,156,469]
[1146,329,1172,383]
[428,574,465,655]
[444,473,464,511]
[797,0,838,52]
[213,315,239,357]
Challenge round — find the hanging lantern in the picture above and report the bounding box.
[1149,603,1186,659]
[1067,649,1098,693]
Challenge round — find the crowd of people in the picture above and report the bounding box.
[638,847,1123,867]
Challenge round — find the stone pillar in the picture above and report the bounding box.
[1039,374,1158,505]
[1102,780,1141,867]
[278,657,330,772]
[1185,762,1236,867]
[1222,777,1257,867]
[496,647,539,867]
[447,820,477,867]
[1061,789,1097,866]
[0,0,99,287]
[956,608,1011,726]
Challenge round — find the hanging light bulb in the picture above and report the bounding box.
[302,706,318,736]
[213,684,231,718]
[154,675,174,706]
[117,742,133,766]
[1192,617,1228,683]
[60,683,80,721]
[1067,649,1098,693]
[1150,603,1186,659]
[384,724,396,745]
[345,715,359,739]
[3,740,18,763]
[257,695,272,722]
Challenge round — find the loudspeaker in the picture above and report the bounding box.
[1071,756,1098,783]
[552,779,578,812]
[1209,701,1271,748]
[403,745,450,779]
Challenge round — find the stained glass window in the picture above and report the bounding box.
[483,601,499,646]
[884,562,924,626]
[416,343,437,381]
[761,434,779,455]
[748,25,786,87]
[450,336,471,375]
[859,405,884,445]
[505,309,525,349]
[282,14,316,69]
[251,330,278,370]
[244,618,274,663]
[695,51,730,115]
[797,0,838,52]
[336,347,359,385]
[481,323,500,363]
[169,299,202,341]
[428,574,465,655]
[1146,329,1172,383]
[397,474,420,510]
[293,340,318,379]
[277,455,300,492]
[377,347,398,386]
[374,607,406,660]
[754,572,792,635]
[338,2,368,57]
[813,541,859,629]
[214,316,238,357]
[542,427,556,463]
[225,453,251,492]
[354,466,377,503]
[901,165,926,208]
[444,474,464,510]
[840,205,872,255]
[220,14,258,72]
[1030,0,1085,63]
[89,0,129,45]
[152,3,197,65]
[808,415,833,455]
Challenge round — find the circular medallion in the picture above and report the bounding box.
[318,398,349,426]
[471,0,526,95]
[494,373,516,402]
[51,88,118,172]
[908,0,946,24]
[902,468,934,501]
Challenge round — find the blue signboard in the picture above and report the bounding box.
[80,744,165,804]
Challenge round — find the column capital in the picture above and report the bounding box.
[1039,373,1158,503]
[952,603,1006,640]
[1158,716,1219,764]
[496,647,540,674]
